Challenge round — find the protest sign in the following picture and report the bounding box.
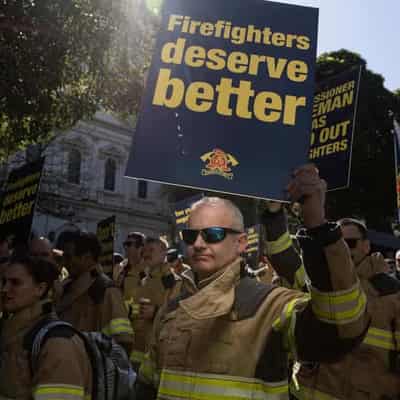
[309,66,362,190]
[96,216,116,267]
[126,0,318,200]
[0,158,45,244]
[174,194,203,231]
[246,224,262,267]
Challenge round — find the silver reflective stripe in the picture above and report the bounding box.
[158,369,289,399]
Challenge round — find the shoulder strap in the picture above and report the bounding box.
[24,320,76,373]
[88,270,115,304]
[369,273,400,296]
[233,277,276,320]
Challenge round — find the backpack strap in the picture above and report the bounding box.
[24,320,76,374]
[369,273,400,296]
[88,269,115,304]
[233,277,276,320]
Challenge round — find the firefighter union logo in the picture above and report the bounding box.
[200,149,239,180]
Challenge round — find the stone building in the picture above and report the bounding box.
[32,112,171,253]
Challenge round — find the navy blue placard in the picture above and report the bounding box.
[0,158,45,245]
[96,215,116,267]
[126,0,318,200]
[309,66,362,190]
[174,194,204,231]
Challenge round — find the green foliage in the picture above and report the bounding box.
[318,50,400,230]
[0,0,157,159]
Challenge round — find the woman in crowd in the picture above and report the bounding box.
[0,255,92,400]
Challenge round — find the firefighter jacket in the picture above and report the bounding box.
[56,265,133,354]
[0,301,92,400]
[137,223,369,400]
[116,261,177,366]
[263,209,400,400]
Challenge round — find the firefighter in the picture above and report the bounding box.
[0,255,92,400]
[136,165,369,399]
[263,207,400,399]
[30,236,68,301]
[127,236,177,371]
[56,231,134,355]
[114,231,146,289]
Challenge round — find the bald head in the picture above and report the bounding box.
[30,237,54,262]
[190,197,244,231]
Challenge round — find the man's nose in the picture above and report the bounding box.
[2,281,10,293]
[192,232,206,248]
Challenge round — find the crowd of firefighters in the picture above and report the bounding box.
[0,165,398,400]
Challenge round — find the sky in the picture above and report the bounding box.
[272,0,399,91]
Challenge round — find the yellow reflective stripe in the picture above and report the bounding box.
[310,282,367,325]
[158,369,288,399]
[273,296,310,331]
[272,296,309,357]
[139,353,160,387]
[293,264,306,291]
[311,291,366,325]
[124,299,141,318]
[102,318,133,336]
[311,282,360,305]
[130,350,146,363]
[34,384,85,400]
[363,327,400,351]
[368,327,400,342]
[266,231,292,255]
[290,381,341,400]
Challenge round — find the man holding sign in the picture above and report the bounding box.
[136,165,368,399]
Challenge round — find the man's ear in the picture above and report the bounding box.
[238,233,248,254]
[37,282,48,298]
[362,239,371,255]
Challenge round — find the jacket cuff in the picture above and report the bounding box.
[300,223,342,247]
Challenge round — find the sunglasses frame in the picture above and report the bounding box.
[181,227,243,245]
[343,238,362,249]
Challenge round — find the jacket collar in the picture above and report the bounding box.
[179,258,242,320]
[2,300,52,344]
[56,266,97,313]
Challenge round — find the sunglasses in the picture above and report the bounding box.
[344,238,362,249]
[123,240,142,249]
[182,227,243,245]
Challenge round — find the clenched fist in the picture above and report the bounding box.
[286,164,327,228]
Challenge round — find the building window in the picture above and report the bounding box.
[67,149,81,184]
[104,158,116,191]
[138,180,147,199]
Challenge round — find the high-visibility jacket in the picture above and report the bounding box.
[116,261,175,366]
[56,265,134,354]
[0,301,92,400]
[263,209,400,400]
[137,223,369,400]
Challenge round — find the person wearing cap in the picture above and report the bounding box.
[263,209,400,399]
[114,232,146,288]
[56,231,134,355]
[125,236,177,371]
